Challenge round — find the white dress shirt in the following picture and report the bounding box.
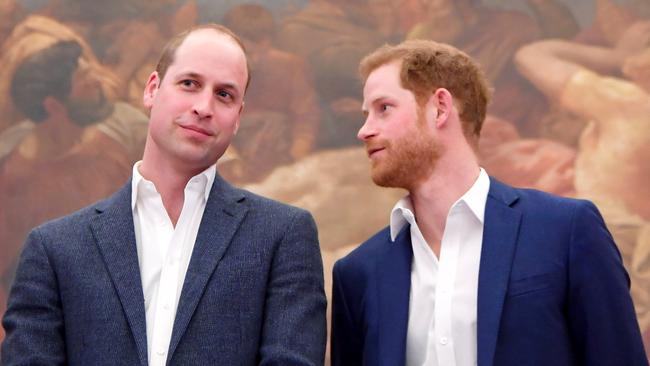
[390,169,490,366]
[131,162,216,366]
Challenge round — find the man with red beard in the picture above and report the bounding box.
[330,40,648,366]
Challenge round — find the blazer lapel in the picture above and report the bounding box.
[477,179,521,366]
[167,174,248,360]
[377,226,413,366]
[90,183,148,366]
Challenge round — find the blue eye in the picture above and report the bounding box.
[216,90,232,99]
[179,79,198,89]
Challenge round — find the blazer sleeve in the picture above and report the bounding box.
[2,228,66,365]
[257,209,327,365]
[567,200,649,365]
[331,259,363,366]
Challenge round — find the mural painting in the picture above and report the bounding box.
[0,0,649,362]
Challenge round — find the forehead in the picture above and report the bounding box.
[71,55,94,80]
[363,61,413,105]
[364,62,402,92]
[167,29,248,87]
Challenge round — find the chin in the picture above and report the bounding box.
[371,171,403,189]
[173,149,216,169]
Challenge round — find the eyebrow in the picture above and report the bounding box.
[176,71,202,81]
[217,82,239,92]
[362,95,391,113]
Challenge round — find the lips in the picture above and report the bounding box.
[366,146,385,158]
[179,124,214,137]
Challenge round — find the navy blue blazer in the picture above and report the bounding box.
[2,174,327,365]
[331,179,648,366]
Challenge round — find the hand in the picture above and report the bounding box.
[615,20,650,58]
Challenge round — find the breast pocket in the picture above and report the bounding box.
[507,273,557,298]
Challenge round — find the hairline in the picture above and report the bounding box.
[358,41,490,142]
[156,25,251,93]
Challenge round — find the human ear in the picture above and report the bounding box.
[142,71,160,109]
[234,101,244,135]
[428,88,454,128]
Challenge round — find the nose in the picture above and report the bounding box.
[357,115,376,141]
[192,91,213,119]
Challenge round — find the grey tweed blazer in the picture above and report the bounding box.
[2,173,327,365]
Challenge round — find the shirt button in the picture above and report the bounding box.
[440,337,449,345]
[164,303,171,310]
[156,348,166,355]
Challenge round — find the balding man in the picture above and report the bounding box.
[2,24,326,366]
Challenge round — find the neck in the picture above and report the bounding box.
[139,141,209,226]
[19,114,84,160]
[409,144,480,256]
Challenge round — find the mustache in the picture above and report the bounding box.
[364,139,390,156]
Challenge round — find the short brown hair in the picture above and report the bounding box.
[155,23,251,92]
[359,39,491,139]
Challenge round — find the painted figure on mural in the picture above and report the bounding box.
[516,18,650,349]
[43,0,199,108]
[0,16,149,334]
[223,4,321,183]
[0,15,121,135]
[406,0,546,134]
[0,40,137,275]
[275,0,388,148]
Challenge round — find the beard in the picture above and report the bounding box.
[369,117,442,190]
[64,88,114,127]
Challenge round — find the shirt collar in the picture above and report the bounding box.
[390,196,414,242]
[389,168,490,242]
[131,161,217,210]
